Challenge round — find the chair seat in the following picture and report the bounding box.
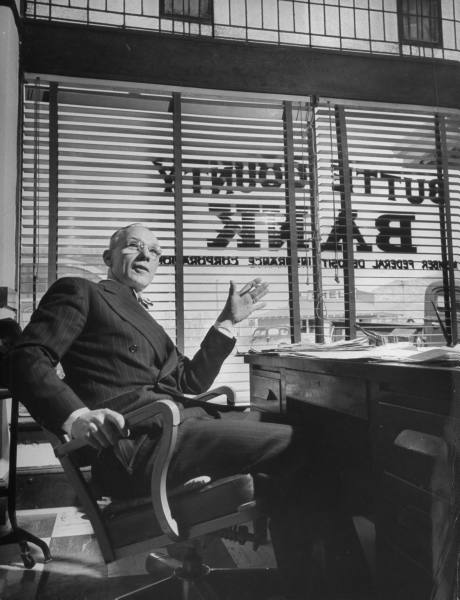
[105,474,255,548]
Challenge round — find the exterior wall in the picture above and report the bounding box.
[25,0,460,62]
[21,20,460,110]
[0,5,19,318]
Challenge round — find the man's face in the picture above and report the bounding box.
[106,225,162,292]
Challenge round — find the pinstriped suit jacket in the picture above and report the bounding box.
[9,277,235,434]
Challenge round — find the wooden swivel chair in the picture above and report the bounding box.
[49,388,278,600]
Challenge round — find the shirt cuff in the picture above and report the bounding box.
[62,407,90,437]
[214,321,236,339]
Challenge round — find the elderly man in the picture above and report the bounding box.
[9,223,340,600]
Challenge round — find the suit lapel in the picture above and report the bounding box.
[97,279,164,349]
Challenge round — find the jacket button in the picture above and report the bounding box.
[129,344,138,353]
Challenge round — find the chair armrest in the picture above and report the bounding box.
[52,400,183,542]
[53,435,88,458]
[193,385,235,407]
[148,400,181,540]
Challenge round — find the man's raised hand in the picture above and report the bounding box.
[218,278,269,325]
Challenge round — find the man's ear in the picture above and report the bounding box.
[102,249,112,266]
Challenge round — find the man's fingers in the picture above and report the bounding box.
[91,427,111,449]
[105,409,126,434]
[239,281,252,296]
[87,425,118,449]
[239,279,269,300]
[74,409,127,449]
[94,412,125,447]
[252,301,266,312]
[239,278,263,295]
[253,282,269,301]
[85,419,114,448]
[84,422,102,449]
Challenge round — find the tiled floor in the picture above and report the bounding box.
[0,505,378,600]
[0,507,277,600]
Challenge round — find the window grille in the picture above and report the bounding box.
[160,0,213,23]
[398,0,443,46]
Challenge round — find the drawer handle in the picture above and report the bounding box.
[394,429,447,459]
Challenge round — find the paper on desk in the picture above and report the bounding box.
[247,341,460,364]
[245,336,371,355]
[382,344,460,364]
[288,342,413,360]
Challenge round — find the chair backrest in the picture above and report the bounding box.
[0,318,22,388]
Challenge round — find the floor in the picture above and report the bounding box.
[0,506,279,600]
[0,497,378,600]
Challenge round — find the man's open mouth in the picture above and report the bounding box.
[133,264,148,273]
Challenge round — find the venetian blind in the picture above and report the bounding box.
[179,95,306,396]
[22,83,177,332]
[314,102,459,343]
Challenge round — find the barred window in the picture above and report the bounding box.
[398,0,443,46]
[160,0,213,23]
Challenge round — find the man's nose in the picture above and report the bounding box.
[138,246,150,259]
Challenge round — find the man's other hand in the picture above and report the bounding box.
[217,278,269,325]
[71,408,128,450]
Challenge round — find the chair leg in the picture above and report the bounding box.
[205,566,280,599]
[1,397,52,568]
[114,575,181,600]
[0,524,52,568]
[124,543,279,600]
[116,567,277,600]
[189,578,221,600]
[116,567,280,600]
[252,515,269,549]
[116,574,214,600]
[145,550,181,579]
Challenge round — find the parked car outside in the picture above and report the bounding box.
[250,325,291,348]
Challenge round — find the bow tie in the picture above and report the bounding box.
[138,295,154,309]
[133,290,154,309]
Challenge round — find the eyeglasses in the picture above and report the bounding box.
[124,240,162,258]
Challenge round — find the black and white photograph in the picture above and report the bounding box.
[0,1,459,598]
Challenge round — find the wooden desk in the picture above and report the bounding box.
[245,353,460,600]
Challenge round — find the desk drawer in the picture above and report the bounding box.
[377,536,434,600]
[377,403,452,496]
[371,369,455,416]
[378,473,437,571]
[250,370,282,413]
[286,371,367,420]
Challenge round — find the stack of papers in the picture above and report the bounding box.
[386,345,460,364]
[246,341,460,365]
[246,336,370,355]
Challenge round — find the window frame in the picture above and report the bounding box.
[159,0,214,24]
[397,0,443,48]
